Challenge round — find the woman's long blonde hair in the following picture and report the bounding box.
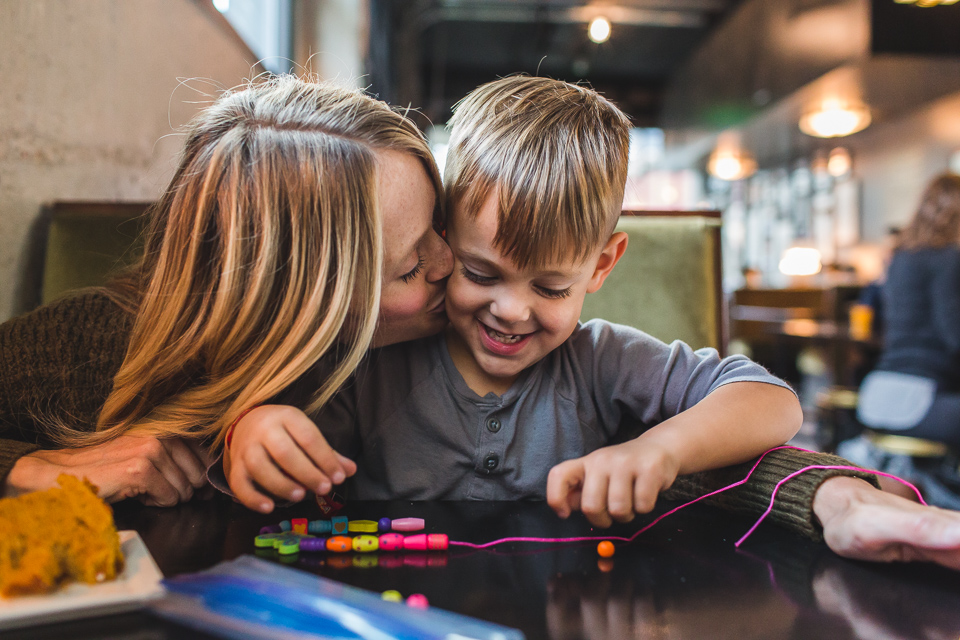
[897,173,960,251]
[58,75,439,448]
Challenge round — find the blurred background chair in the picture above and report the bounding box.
[580,210,724,352]
[40,201,150,305]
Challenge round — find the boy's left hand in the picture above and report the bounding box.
[547,439,680,527]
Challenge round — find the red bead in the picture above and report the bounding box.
[291,518,308,535]
[379,533,404,551]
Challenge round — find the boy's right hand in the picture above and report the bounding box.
[225,405,356,513]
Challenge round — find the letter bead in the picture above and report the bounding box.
[331,516,349,535]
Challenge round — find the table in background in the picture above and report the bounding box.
[8,495,960,640]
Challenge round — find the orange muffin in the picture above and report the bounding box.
[0,474,124,597]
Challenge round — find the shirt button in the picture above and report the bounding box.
[483,454,500,472]
[486,418,502,433]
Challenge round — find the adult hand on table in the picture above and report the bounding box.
[814,476,960,570]
[224,405,356,513]
[5,434,212,506]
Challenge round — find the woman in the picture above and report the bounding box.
[0,76,958,570]
[851,173,960,507]
[0,74,452,506]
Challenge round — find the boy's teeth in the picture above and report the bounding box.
[488,327,523,344]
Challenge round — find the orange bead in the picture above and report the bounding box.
[597,540,615,558]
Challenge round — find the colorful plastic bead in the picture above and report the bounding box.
[377,517,392,533]
[391,517,424,532]
[406,594,429,609]
[277,536,301,555]
[291,518,308,535]
[331,516,349,535]
[597,541,615,558]
[348,519,379,533]
[326,535,352,552]
[279,520,292,532]
[381,590,403,602]
[260,524,282,535]
[299,537,327,552]
[378,533,404,551]
[352,535,380,553]
[254,533,283,548]
[403,533,448,551]
[308,519,332,534]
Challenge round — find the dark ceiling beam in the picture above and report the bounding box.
[417,4,711,29]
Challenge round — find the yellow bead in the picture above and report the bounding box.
[381,590,403,602]
[347,519,380,533]
[352,534,380,552]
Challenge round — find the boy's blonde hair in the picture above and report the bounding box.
[49,75,441,448]
[445,75,630,269]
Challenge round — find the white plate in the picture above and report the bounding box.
[0,530,165,631]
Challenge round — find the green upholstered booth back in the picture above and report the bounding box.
[579,212,723,351]
[41,202,151,305]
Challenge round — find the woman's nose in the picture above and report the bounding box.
[425,230,453,282]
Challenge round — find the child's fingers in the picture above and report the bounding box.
[632,475,661,515]
[229,465,276,513]
[336,452,358,476]
[280,411,350,484]
[262,428,334,496]
[606,473,636,523]
[579,470,613,528]
[546,460,584,518]
[242,445,308,503]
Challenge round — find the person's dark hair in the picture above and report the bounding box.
[896,173,960,251]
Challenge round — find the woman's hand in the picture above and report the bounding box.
[224,405,356,513]
[5,435,211,506]
[814,476,960,570]
[546,438,680,528]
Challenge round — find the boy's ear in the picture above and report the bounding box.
[586,231,628,294]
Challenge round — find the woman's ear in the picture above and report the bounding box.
[586,231,628,293]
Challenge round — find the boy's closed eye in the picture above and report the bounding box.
[459,265,573,299]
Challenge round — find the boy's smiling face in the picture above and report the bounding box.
[444,191,625,395]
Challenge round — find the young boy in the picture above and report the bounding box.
[228,76,802,527]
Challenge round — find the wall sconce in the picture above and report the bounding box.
[799,99,871,138]
[707,148,757,181]
[779,246,823,277]
[588,17,611,43]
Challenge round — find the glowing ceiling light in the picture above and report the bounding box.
[588,17,611,43]
[827,147,852,177]
[894,0,959,6]
[799,99,871,138]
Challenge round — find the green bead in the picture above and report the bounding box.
[254,533,283,548]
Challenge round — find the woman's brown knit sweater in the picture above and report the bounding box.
[0,292,877,540]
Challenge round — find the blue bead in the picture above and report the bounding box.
[279,520,292,532]
[308,519,332,534]
[377,517,392,533]
[331,515,348,535]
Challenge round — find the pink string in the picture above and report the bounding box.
[448,445,928,552]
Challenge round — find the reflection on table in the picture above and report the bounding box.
[7,496,960,640]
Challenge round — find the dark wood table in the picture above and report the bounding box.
[8,495,960,640]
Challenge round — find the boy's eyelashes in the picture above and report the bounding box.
[400,253,425,283]
[458,265,573,300]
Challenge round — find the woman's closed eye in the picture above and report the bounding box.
[400,254,425,283]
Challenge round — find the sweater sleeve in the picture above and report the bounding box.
[0,292,133,487]
[664,447,880,541]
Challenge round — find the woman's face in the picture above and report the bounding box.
[372,149,453,347]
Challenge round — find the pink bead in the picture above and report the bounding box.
[379,533,404,551]
[391,517,425,532]
[403,534,427,550]
[406,593,429,609]
[426,534,448,550]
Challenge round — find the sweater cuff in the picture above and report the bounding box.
[665,448,881,542]
[0,440,42,490]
